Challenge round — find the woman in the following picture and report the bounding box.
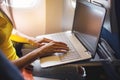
[0,9,69,68]
[0,1,69,80]
[0,0,85,80]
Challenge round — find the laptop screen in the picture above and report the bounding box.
[72,0,106,57]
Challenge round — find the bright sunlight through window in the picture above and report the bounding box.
[71,0,76,8]
[5,0,38,8]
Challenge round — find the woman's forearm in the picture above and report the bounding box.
[12,48,43,69]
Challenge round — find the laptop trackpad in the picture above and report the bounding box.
[40,56,61,67]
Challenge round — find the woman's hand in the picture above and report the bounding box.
[11,29,53,47]
[35,41,69,58]
[12,40,69,69]
[29,38,53,47]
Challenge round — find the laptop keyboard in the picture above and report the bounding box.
[51,33,81,62]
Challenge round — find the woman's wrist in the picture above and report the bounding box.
[27,37,36,46]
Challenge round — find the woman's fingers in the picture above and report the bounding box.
[43,38,53,42]
[36,38,53,43]
[35,38,69,50]
[53,46,69,51]
[44,41,69,53]
[36,41,69,58]
[36,37,67,45]
[53,41,67,46]
[53,49,68,53]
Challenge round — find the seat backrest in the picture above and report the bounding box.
[0,50,24,80]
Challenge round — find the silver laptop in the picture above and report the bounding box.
[38,0,106,68]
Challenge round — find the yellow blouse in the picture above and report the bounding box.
[0,10,18,61]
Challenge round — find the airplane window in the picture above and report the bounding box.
[71,0,76,8]
[3,0,38,8]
